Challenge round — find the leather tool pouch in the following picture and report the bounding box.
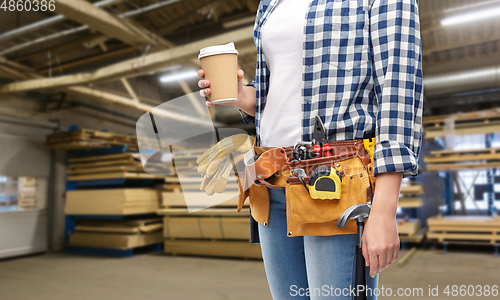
[286,154,372,225]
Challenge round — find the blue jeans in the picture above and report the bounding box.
[259,188,379,300]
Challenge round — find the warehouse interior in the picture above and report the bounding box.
[1,0,500,299]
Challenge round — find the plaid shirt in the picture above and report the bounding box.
[240,0,423,178]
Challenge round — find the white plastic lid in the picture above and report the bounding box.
[198,42,238,59]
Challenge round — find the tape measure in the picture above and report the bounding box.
[308,166,342,200]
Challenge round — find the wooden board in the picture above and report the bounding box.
[161,193,241,208]
[397,219,421,237]
[164,216,250,240]
[68,153,140,163]
[398,197,423,208]
[422,108,500,126]
[65,188,159,215]
[69,231,163,249]
[427,215,500,228]
[157,207,250,217]
[66,165,145,175]
[68,159,135,169]
[75,218,163,234]
[425,162,500,171]
[66,172,162,181]
[424,120,500,139]
[427,232,500,244]
[399,228,426,243]
[429,147,500,156]
[163,239,262,259]
[400,185,424,194]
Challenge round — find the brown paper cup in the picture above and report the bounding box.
[199,43,238,104]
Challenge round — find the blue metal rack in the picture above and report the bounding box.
[65,243,162,258]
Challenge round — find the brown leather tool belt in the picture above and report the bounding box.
[243,138,376,190]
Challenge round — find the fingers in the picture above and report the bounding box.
[368,251,379,278]
[197,69,205,78]
[362,235,370,267]
[198,79,210,89]
[199,88,211,97]
[393,244,399,262]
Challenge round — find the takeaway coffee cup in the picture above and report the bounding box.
[198,42,239,104]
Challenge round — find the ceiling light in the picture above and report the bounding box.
[159,70,199,84]
[441,6,500,26]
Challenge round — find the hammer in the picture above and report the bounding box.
[336,203,371,300]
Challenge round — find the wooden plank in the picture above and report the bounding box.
[65,188,159,215]
[0,26,253,93]
[163,239,262,259]
[399,228,426,243]
[66,172,162,181]
[397,219,421,237]
[422,108,500,126]
[66,165,144,175]
[427,215,500,228]
[398,197,423,208]
[400,185,424,194]
[164,216,250,240]
[69,153,139,163]
[425,162,500,171]
[68,159,135,169]
[424,153,500,163]
[429,147,500,156]
[427,232,500,243]
[429,226,500,234]
[397,247,417,267]
[157,207,249,216]
[424,120,500,139]
[69,231,163,249]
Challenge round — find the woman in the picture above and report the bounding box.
[198,0,423,299]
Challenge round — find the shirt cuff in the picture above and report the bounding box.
[239,109,255,124]
[373,140,418,178]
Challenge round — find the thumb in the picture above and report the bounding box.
[237,70,245,89]
[237,69,244,80]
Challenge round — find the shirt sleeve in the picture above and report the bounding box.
[370,0,424,178]
[238,76,257,125]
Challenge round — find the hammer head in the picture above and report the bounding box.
[335,203,371,229]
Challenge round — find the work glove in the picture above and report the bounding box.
[196,134,254,196]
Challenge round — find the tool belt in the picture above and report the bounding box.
[237,135,376,234]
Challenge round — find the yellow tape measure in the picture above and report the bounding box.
[363,137,375,164]
[308,166,342,200]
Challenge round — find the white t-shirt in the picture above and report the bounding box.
[259,0,310,147]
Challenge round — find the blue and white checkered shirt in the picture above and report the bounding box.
[240,0,423,178]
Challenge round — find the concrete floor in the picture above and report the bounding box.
[0,249,499,300]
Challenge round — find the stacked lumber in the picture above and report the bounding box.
[46,129,138,151]
[397,218,425,243]
[427,215,500,244]
[424,147,500,171]
[399,182,425,209]
[17,177,37,210]
[65,188,159,215]
[68,218,163,249]
[423,108,500,139]
[66,153,162,181]
[159,172,257,259]
[159,208,261,259]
